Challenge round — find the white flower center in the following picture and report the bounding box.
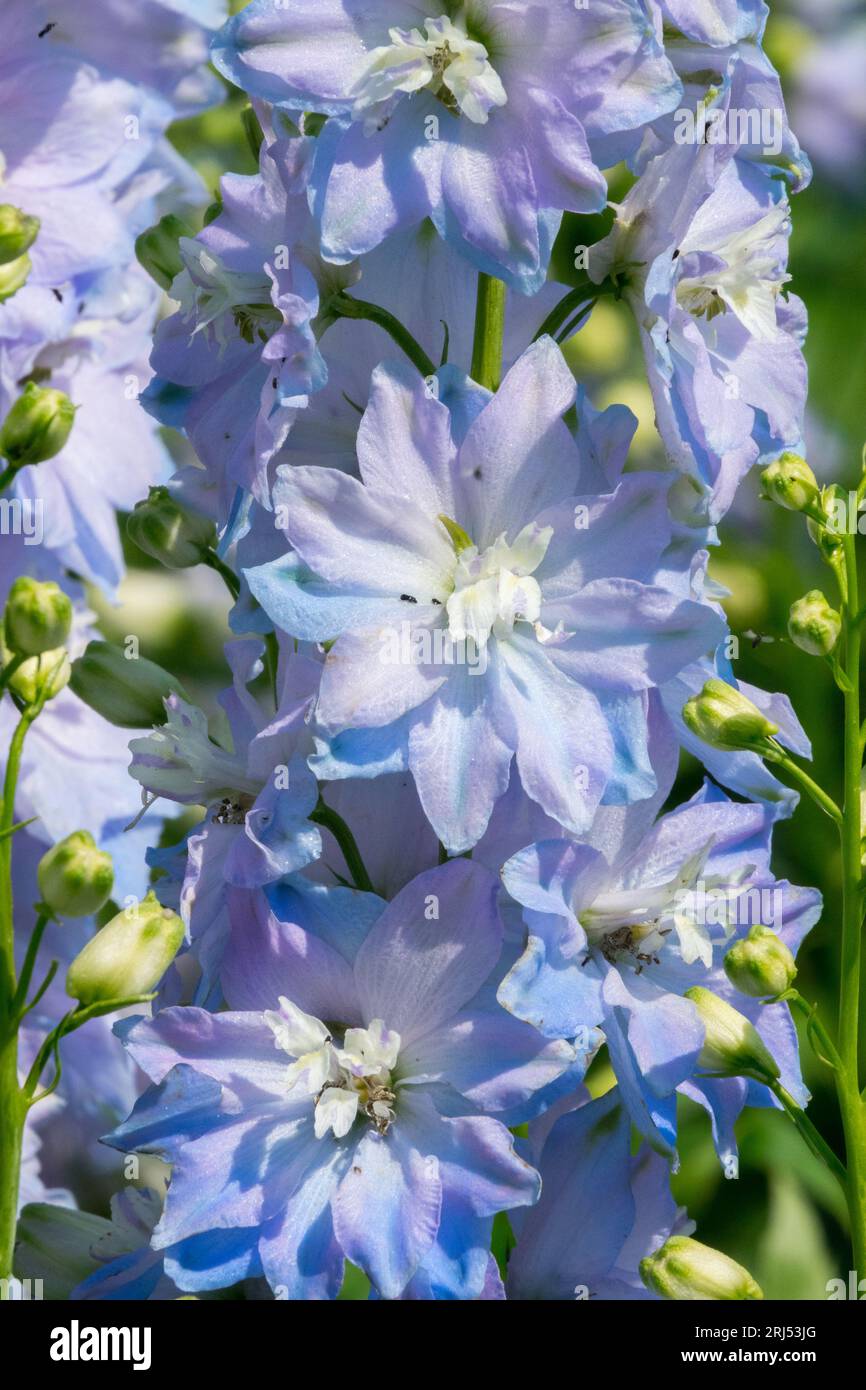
[265,998,401,1139]
[350,14,506,130]
[676,203,791,342]
[445,523,553,649]
[175,239,277,352]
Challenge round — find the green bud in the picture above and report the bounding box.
[807,484,847,559]
[69,640,190,729]
[0,253,31,302]
[135,213,192,290]
[38,831,114,919]
[65,890,184,1006]
[685,985,780,1083]
[682,678,779,754]
[760,452,819,513]
[2,643,70,704]
[0,205,40,265]
[724,925,798,999]
[640,1236,764,1302]
[0,382,75,467]
[126,487,216,570]
[788,590,841,656]
[4,577,72,656]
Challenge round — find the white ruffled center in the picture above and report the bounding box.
[351,14,506,129]
[446,524,553,649]
[265,999,401,1139]
[676,203,791,342]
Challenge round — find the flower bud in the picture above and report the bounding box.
[69,640,190,729]
[126,487,216,570]
[640,1236,763,1301]
[681,678,778,754]
[0,383,75,467]
[0,205,40,265]
[724,925,797,999]
[0,253,31,302]
[3,644,70,704]
[807,484,847,559]
[38,831,114,919]
[135,214,192,290]
[760,452,819,513]
[4,577,72,656]
[685,985,780,1083]
[788,590,841,656]
[65,891,184,1006]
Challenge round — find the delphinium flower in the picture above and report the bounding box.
[498,781,820,1161]
[641,0,810,188]
[0,0,223,588]
[104,862,578,1299]
[246,336,723,852]
[128,638,322,998]
[147,138,327,510]
[496,1088,691,1300]
[590,141,807,523]
[212,0,682,291]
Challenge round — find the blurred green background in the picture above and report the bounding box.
[95,3,865,1298]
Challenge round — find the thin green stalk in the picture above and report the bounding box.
[202,549,241,601]
[836,532,866,1276]
[0,1034,24,1287]
[310,800,375,895]
[0,706,38,1286]
[10,913,50,1019]
[763,746,843,825]
[329,293,435,379]
[0,463,19,495]
[533,278,600,343]
[470,273,506,391]
[770,1081,848,1192]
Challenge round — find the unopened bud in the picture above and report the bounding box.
[126,487,216,570]
[760,453,819,513]
[135,214,192,291]
[682,678,778,754]
[685,985,780,1083]
[69,640,190,729]
[2,643,70,704]
[4,577,72,656]
[38,831,114,919]
[724,926,797,999]
[0,383,75,467]
[788,590,841,656]
[65,891,184,1006]
[0,253,31,302]
[640,1236,763,1301]
[0,205,40,265]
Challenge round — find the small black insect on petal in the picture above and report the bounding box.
[400,594,417,604]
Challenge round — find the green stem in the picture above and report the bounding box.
[0,1032,24,1286]
[763,746,843,825]
[310,800,375,895]
[0,706,37,1286]
[836,532,866,1276]
[470,274,506,391]
[329,293,435,379]
[0,462,19,495]
[202,548,241,600]
[770,1081,848,1192]
[532,278,603,344]
[11,913,50,1019]
[785,991,844,1073]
